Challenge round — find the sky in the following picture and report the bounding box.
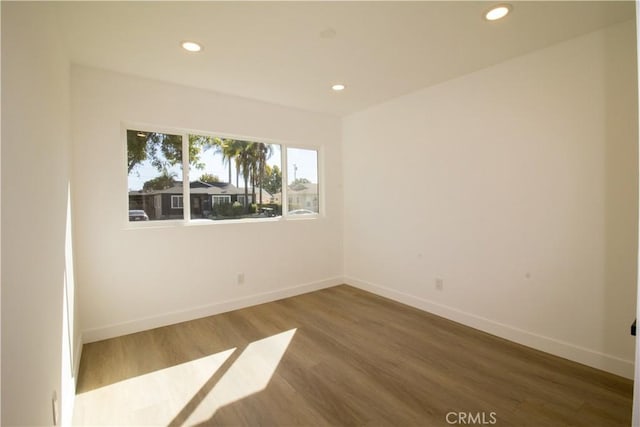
[128,141,318,192]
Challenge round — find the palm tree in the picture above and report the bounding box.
[234,141,253,212]
[219,140,245,188]
[189,138,273,213]
[143,167,177,191]
[254,142,273,206]
[217,138,238,184]
[248,143,259,205]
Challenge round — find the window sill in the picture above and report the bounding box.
[125,214,322,229]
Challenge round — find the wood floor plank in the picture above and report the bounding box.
[74,285,633,426]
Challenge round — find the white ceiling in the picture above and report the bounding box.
[54,1,635,116]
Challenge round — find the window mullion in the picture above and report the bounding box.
[281,146,288,214]
[182,133,191,223]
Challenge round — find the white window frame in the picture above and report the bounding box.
[124,123,323,227]
[171,195,184,209]
[212,195,231,205]
[283,145,322,218]
[124,124,187,228]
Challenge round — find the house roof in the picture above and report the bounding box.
[272,184,318,200]
[129,181,273,197]
[288,183,318,195]
[190,185,236,195]
[237,188,274,199]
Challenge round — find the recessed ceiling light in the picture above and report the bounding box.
[332,84,345,91]
[181,41,202,52]
[485,4,512,21]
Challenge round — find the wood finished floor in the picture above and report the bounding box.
[74,285,633,426]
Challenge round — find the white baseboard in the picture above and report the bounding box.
[345,276,634,379]
[81,277,342,343]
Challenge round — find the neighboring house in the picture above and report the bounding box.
[286,183,319,212]
[237,188,276,205]
[129,181,274,219]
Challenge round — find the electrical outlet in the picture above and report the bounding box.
[237,273,245,285]
[435,278,444,291]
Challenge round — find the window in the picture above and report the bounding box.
[126,127,318,224]
[286,147,319,215]
[171,195,184,209]
[189,134,282,220]
[212,195,231,205]
[127,130,184,221]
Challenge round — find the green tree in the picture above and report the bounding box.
[235,141,253,212]
[127,131,148,173]
[217,138,238,184]
[211,139,245,187]
[142,168,177,191]
[128,130,206,175]
[253,142,273,205]
[199,173,220,184]
[187,134,214,172]
[262,164,282,196]
[191,135,238,183]
[227,141,276,209]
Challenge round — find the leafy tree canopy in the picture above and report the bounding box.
[142,168,177,191]
[263,164,282,195]
[128,130,211,174]
[199,173,220,184]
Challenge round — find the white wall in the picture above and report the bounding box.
[1,2,4,423]
[71,66,343,341]
[633,3,640,425]
[1,3,77,425]
[344,20,638,378]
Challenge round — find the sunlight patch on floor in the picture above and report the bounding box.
[183,328,297,425]
[73,348,236,425]
[73,328,297,426]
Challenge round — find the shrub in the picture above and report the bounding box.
[212,202,234,217]
[232,201,244,217]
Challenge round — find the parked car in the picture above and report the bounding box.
[259,207,277,217]
[129,209,149,221]
[288,209,316,215]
